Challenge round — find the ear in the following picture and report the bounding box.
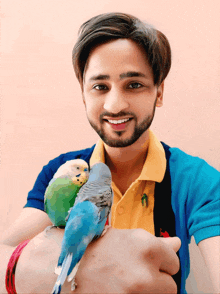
[156,81,164,107]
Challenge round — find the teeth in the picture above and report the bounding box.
[107,118,130,124]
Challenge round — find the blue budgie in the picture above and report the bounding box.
[52,162,113,294]
[44,159,89,227]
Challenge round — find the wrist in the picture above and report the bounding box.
[15,228,65,293]
[5,239,30,294]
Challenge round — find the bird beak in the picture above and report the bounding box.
[81,171,89,182]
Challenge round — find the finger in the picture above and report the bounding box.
[160,237,181,253]
[157,238,181,276]
[156,272,178,293]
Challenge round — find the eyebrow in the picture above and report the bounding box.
[119,71,146,79]
[88,71,146,82]
[89,74,110,81]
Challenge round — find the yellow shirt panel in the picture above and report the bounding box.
[110,180,156,235]
[89,130,166,235]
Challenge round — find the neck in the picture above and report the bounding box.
[104,130,150,174]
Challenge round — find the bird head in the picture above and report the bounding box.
[54,159,89,187]
[88,162,112,185]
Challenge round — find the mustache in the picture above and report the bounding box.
[100,111,135,119]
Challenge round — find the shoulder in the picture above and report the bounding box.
[161,143,219,199]
[164,144,219,179]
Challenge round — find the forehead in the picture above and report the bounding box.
[83,39,153,83]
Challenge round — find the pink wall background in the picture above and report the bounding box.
[1,1,219,292]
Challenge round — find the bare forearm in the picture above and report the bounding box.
[1,227,180,294]
[1,208,53,247]
[15,227,71,293]
[199,236,220,293]
[0,227,71,294]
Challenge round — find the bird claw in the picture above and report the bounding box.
[44,225,57,236]
[101,225,111,237]
[66,261,80,291]
[71,279,77,291]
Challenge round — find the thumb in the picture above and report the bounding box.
[160,236,181,253]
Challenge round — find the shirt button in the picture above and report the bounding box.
[118,206,124,215]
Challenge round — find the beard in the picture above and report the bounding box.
[87,99,157,148]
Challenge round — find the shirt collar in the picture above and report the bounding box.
[138,130,166,182]
[89,130,166,183]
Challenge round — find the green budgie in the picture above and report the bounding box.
[44,159,89,227]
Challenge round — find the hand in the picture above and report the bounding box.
[74,227,181,293]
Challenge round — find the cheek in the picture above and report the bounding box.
[85,102,101,119]
[84,96,102,111]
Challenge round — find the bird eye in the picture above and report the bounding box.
[76,166,79,169]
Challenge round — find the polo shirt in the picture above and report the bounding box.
[89,130,166,234]
[24,130,220,294]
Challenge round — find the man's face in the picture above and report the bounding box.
[82,39,163,148]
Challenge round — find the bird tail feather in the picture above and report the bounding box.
[52,253,73,294]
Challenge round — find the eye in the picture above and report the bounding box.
[93,84,108,91]
[128,82,143,89]
[76,166,79,169]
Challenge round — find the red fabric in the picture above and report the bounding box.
[160,229,170,238]
[5,240,30,294]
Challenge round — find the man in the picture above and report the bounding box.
[1,13,219,294]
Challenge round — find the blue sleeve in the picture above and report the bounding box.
[170,148,220,245]
[186,158,220,244]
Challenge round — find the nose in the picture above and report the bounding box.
[103,87,129,114]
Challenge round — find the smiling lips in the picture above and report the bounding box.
[107,118,130,124]
[104,117,133,131]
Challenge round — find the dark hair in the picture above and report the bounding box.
[72,12,171,86]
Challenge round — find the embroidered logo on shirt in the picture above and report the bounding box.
[160,228,170,238]
[141,194,148,207]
